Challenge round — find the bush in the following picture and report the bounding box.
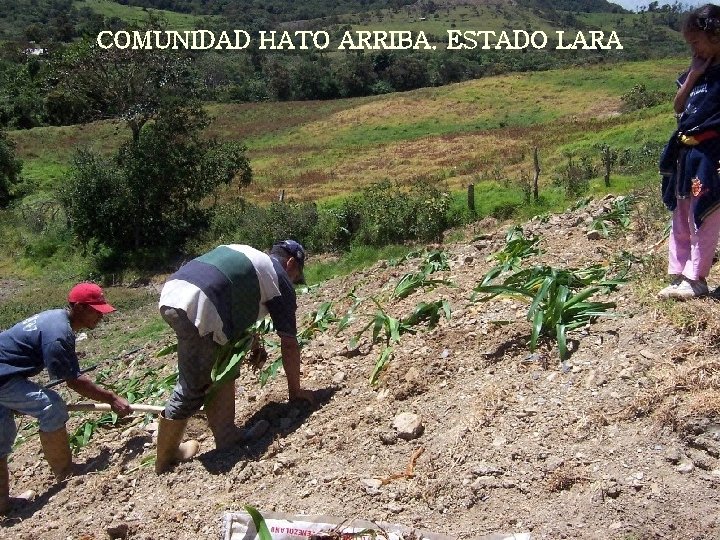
[343,179,449,246]
[556,155,594,197]
[203,179,451,254]
[207,200,319,252]
[621,84,668,112]
[0,128,23,207]
[60,103,251,265]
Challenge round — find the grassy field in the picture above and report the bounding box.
[73,0,206,29]
[9,57,683,206]
[0,55,689,310]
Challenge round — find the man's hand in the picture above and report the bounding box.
[110,395,132,417]
[289,388,316,406]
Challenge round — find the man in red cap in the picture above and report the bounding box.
[0,282,131,514]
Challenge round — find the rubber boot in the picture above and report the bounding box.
[155,414,199,474]
[205,380,245,451]
[0,458,9,514]
[39,427,73,481]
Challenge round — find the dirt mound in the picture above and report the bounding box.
[3,196,720,539]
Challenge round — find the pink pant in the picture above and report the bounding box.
[668,197,720,280]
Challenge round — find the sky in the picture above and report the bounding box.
[611,0,705,10]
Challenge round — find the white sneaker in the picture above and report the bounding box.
[668,278,709,300]
[657,275,683,299]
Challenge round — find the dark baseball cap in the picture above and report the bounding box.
[273,240,306,284]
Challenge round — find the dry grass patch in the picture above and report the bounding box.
[612,339,720,429]
[546,464,591,492]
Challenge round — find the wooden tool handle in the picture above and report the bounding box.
[67,402,165,414]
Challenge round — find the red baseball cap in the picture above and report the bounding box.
[67,283,116,314]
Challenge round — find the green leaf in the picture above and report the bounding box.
[156,343,177,357]
[244,505,273,540]
[557,323,568,360]
[442,300,452,321]
[530,309,544,351]
[259,356,283,387]
[369,347,393,385]
[388,316,401,344]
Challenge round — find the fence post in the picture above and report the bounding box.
[533,147,540,201]
[467,184,475,216]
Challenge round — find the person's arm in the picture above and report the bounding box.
[279,334,315,404]
[675,56,712,114]
[66,374,132,416]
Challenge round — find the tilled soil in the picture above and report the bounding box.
[2,196,720,540]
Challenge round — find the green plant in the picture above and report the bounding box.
[474,265,624,360]
[480,226,541,286]
[244,505,273,540]
[393,249,454,299]
[69,413,117,453]
[60,102,251,264]
[590,195,635,238]
[298,301,339,342]
[620,84,667,112]
[557,155,594,198]
[0,127,23,207]
[347,297,451,384]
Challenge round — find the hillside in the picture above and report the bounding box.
[8,58,684,203]
[2,193,720,539]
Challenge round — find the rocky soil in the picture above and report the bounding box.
[2,196,720,540]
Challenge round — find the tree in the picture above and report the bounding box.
[0,129,22,207]
[48,30,199,142]
[60,102,252,259]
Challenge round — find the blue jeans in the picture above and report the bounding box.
[0,377,69,458]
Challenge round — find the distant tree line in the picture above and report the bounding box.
[0,0,689,131]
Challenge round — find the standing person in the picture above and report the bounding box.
[156,240,315,474]
[659,4,720,300]
[0,283,132,514]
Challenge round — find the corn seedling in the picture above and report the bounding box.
[349,298,452,385]
[298,301,338,342]
[387,249,423,267]
[590,195,635,238]
[369,346,394,386]
[244,505,273,540]
[69,365,180,453]
[401,299,452,330]
[480,226,541,286]
[474,265,624,360]
[336,293,365,334]
[393,250,454,299]
[419,249,450,274]
[393,273,454,299]
[69,411,117,454]
[12,419,39,451]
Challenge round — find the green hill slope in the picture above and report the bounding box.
[9,57,683,203]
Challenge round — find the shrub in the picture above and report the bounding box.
[208,200,319,251]
[343,179,450,246]
[621,84,668,112]
[0,128,23,207]
[556,155,594,197]
[60,103,251,266]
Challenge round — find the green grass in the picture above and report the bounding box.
[0,56,687,282]
[73,0,206,29]
[9,58,686,201]
[305,244,415,284]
